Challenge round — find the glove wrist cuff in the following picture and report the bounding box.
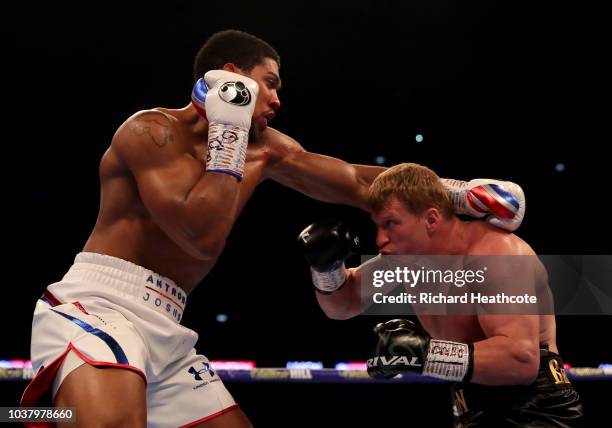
[441,178,484,218]
[423,340,473,382]
[206,123,249,181]
[310,263,347,294]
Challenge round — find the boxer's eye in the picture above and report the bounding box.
[385,220,398,228]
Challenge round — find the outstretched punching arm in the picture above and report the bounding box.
[264,128,525,231]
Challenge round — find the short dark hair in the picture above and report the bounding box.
[193,30,280,81]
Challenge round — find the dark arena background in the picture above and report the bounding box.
[4,1,609,426]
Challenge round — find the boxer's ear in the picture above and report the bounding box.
[424,208,442,232]
[223,63,240,73]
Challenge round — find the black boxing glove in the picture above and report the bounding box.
[367,319,474,382]
[297,220,360,294]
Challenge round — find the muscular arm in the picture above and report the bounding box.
[264,128,527,233]
[263,128,385,211]
[114,111,241,260]
[472,315,540,385]
[315,268,362,320]
[315,256,393,319]
[469,244,541,385]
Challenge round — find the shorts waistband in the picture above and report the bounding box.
[57,252,187,323]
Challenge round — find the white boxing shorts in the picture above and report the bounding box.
[21,252,238,427]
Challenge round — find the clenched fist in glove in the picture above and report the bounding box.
[297,220,360,294]
[441,178,525,232]
[191,70,259,181]
[367,319,474,382]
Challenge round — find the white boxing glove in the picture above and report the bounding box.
[191,70,259,181]
[441,178,525,232]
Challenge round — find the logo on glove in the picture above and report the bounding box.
[218,81,251,106]
[367,355,422,367]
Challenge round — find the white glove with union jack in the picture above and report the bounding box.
[441,178,525,232]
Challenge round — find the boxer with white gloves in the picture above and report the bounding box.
[26,27,530,427]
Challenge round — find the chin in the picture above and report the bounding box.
[258,117,270,131]
[258,116,269,130]
[249,125,264,141]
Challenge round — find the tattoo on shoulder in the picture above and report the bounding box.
[130,113,175,147]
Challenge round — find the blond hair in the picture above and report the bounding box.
[368,163,454,218]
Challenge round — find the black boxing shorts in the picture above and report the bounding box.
[451,346,583,427]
